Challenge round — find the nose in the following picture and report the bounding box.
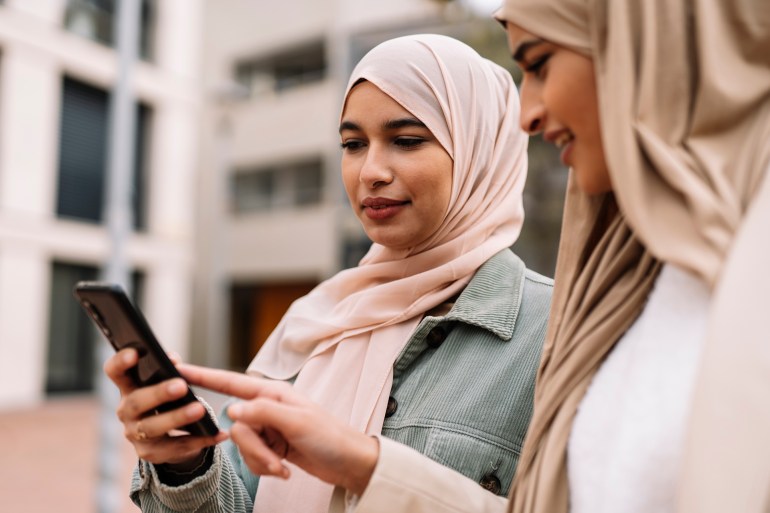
[359,145,393,189]
[518,80,545,135]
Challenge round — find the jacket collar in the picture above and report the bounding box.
[443,249,525,341]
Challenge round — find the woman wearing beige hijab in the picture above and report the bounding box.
[181,1,770,512]
[104,34,553,513]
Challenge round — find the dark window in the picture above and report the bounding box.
[63,0,155,60]
[232,171,274,212]
[46,262,99,393]
[46,262,145,394]
[231,157,323,213]
[56,77,150,230]
[294,162,323,206]
[235,40,326,96]
[57,78,108,222]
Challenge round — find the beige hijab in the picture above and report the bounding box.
[495,0,770,512]
[247,34,529,512]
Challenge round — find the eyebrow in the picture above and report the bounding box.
[512,39,546,63]
[339,117,427,133]
[384,117,426,130]
[339,120,359,133]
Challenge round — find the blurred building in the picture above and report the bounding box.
[192,0,561,371]
[0,0,204,409]
[0,0,565,411]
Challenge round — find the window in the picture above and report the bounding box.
[234,40,326,96]
[46,262,145,394]
[232,171,274,212]
[231,158,323,213]
[63,0,155,60]
[46,262,99,393]
[56,77,150,230]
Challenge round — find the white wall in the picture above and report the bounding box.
[0,246,50,408]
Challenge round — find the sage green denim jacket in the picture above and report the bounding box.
[129,249,552,512]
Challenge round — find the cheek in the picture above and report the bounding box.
[541,79,571,124]
[422,155,452,218]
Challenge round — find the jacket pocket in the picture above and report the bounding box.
[423,428,519,496]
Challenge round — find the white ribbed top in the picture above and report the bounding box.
[568,264,711,513]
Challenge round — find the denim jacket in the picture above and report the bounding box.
[129,249,552,512]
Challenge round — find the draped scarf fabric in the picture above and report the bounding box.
[495,1,770,512]
[247,34,529,513]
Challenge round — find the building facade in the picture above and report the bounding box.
[0,0,204,409]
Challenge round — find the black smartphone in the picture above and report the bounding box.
[73,281,219,437]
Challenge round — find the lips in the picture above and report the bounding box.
[361,197,409,220]
[545,129,575,167]
[362,197,408,208]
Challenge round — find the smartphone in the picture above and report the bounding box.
[73,281,219,437]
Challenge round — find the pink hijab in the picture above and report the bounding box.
[247,34,529,512]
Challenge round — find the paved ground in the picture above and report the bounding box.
[0,389,228,513]
[0,395,139,513]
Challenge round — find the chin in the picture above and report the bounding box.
[574,168,612,195]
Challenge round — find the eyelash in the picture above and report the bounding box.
[395,137,424,149]
[340,137,425,151]
[340,141,363,150]
[525,54,551,77]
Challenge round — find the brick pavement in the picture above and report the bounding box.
[0,396,138,513]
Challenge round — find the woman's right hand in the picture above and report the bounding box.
[179,364,380,495]
[103,348,227,466]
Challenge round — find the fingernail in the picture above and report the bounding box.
[228,404,242,417]
[122,350,135,363]
[185,403,202,418]
[167,380,185,394]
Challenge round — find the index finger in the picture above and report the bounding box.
[178,364,293,402]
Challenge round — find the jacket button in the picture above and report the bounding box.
[479,473,502,495]
[385,396,398,418]
[425,325,448,349]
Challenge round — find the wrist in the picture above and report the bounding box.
[343,434,379,496]
[156,446,213,486]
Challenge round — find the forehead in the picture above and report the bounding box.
[341,81,414,121]
[504,22,539,53]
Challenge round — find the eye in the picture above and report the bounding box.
[341,140,365,151]
[524,53,551,78]
[394,137,425,149]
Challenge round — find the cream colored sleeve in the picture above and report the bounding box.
[343,436,509,513]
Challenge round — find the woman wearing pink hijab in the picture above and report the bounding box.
[104,34,552,513]
[179,1,770,512]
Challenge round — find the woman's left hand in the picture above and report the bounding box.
[178,364,379,495]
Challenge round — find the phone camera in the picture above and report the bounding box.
[85,303,111,337]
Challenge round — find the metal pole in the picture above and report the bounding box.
[97,1,142,512]
[204,83,248,370]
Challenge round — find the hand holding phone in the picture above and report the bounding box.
[74,281,219,437]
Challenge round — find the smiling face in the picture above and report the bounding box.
[340,81,453,251]
[505,23,611,195]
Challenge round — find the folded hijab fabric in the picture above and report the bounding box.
[495,1,770,512]
[247,34,529,513]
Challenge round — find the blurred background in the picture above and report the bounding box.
[0,0,566,511]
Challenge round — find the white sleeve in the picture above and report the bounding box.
[343,436,509,513]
